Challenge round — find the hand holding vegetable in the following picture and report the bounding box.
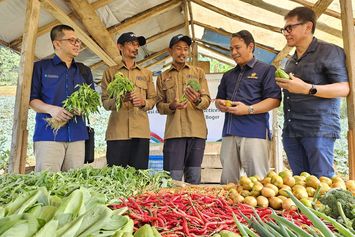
[45,83,100,133]
[215,99,230,112]
[107,72,135,111]
[275,68,290,79]
[48,105,73,122]
[123,92,132,102]
[185,87,201,104]
[276,73,311,94]
[227,101,248,116]
[130,91,146,107]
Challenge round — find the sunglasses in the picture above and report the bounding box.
[280,22,305,34]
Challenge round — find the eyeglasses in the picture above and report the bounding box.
[57,38,82,45]
[280,22,305,34]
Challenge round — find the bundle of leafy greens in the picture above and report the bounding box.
[179,79,201,103]
[45,83,100,134]
[107,72,135,111]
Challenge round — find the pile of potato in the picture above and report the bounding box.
[226,170,355,210]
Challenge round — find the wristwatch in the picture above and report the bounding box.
[309,84,317,95]
[194,98,202,106]
[248,105,255,114]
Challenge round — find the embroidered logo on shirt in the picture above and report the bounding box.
[136,76,145,81]
[247,72,258,79]
[44,74,59,79]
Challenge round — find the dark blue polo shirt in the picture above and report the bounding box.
[217,57,281,139]
[30,55,91,142]
[283,37,348,138]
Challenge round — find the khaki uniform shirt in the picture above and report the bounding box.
[101,62,156,140]
[156,64,211,139]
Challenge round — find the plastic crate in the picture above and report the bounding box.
[148,155,164,171]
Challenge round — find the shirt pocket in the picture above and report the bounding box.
[300,62,322,84]
[135,79,148,98]
[162,79,176,102]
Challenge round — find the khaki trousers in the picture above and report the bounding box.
[220,136,270,184]
[34,141,85,172]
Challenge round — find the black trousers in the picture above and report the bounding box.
[163,138,205,184]
[106,138,149,169]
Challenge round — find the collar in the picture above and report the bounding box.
[235,56,257,70]
[167,62,191,72]
[52,54,77,68]
[292,37,317,61]
[117,61,141,70]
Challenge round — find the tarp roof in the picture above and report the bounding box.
[0,0,354,81]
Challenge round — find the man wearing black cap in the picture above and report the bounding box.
[156,34,211,184]
[101,32,156,169]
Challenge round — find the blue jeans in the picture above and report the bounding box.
[283,137,335,178]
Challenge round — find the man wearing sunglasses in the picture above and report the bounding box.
[30,24,93,172]
[276,7,349,178]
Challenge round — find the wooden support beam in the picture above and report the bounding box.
[196,42,231,61]
[272,0,333,68]
[108,0,181,35]
[0,39,10,47]
[10,0,112,50]
[89,46,171,70]
[9,0,41,174]
[239,0,341,38]
[340,0,355,180]
[145,54,171,68]
[67,0,121,64]
[187,0,198,65]
[193,20,278,54]
[146,23,185,44]
[183,0,190,36]
[139,48,169,65]
[195,38,228,52]
[191,0,281,33]
[40,0,116,66]
[291,0,355,25]
[199,52,234,67]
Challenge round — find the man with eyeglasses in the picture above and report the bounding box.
[30,24,94,172]
[276,7,349,178]
[101,32,156,169]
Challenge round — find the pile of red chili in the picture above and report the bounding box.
[109,192,313,237]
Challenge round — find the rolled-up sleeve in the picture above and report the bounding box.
[262,65,282,100]
[324,46,348,83]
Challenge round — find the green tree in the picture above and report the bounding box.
[0,46,20,86]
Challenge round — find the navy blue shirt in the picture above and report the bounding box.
[30,55,91,142]
[283,38,348,138]
[217,57,281,139]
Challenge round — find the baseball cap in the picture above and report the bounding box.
[117,32,146,46]
[169,34,192,48]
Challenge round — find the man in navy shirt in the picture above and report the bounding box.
[30,25,93,171]
[216,30,281,184]
[276,7,349,178]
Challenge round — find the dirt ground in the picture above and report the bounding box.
[0,86,16,96]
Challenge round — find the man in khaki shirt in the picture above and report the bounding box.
[101,32,156,169]
[156,34,211,184]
